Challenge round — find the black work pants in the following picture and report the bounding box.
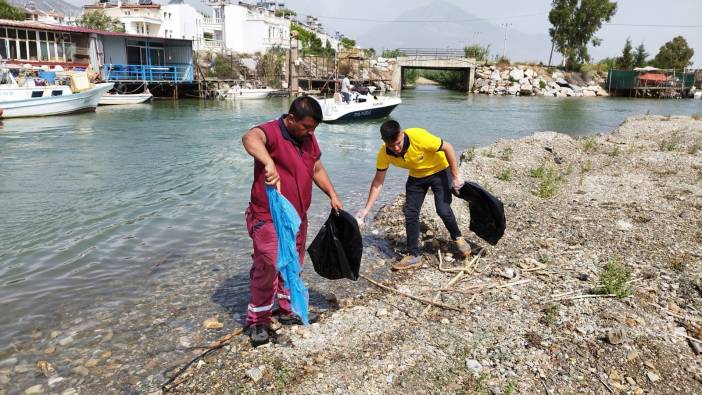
[404,168,462,256]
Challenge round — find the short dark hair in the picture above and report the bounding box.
[380,120,401,141]
[289,96,323,123]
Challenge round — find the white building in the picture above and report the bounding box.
[159,1,204,50]
[83,1,162,37]
[201,1,290,54]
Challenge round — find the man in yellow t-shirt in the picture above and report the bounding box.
[356,120,471,270]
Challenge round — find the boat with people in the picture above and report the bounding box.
[0,68,113,118]
[315,87,402,123]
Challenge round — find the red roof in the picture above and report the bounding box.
[0,19,191,43]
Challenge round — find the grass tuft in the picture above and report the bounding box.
[496,169,512,181]
[597,257,632,298]
[581,137,598,153]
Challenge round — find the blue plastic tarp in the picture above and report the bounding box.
[265,186,309,325]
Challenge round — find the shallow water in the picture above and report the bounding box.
[1,86,700,391]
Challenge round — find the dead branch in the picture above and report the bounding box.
[162,327,244,392]
[360,274,465,312]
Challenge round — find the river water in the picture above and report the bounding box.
[1,86,700,392]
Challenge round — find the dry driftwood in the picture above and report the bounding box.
[360,274,465,312]
[162,327,244,392]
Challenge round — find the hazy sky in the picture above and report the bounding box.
[279,0,702,67]
[68,0,702,66]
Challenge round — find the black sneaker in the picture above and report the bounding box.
[248,325,270,347]
[277,311,320,326]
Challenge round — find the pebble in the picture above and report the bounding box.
[578,273,589,281]
[499,268,516,279]
[14,364,34,374]
[22,385,43,395]
[61,389,79,395]
[376,308,389,317]
[203,317,224,330]
[246,366,264,382]
[0,358,18,368]
[179,336,191,348]
[58,336,74,346]
[48,376,66,386]
[626,376,636,385]
[646,371,660,382]
[71,366,89,376]
[36,360,54,376]
[0,374,9,385]
[606,328,626,345]
[465,359,483,373]
[84,359,99,368]
[197,360,206,368]
[440,318,450,324]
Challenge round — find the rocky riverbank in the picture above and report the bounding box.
[472,64,609,97]
[168,115,700,394]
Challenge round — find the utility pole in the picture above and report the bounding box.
[500,23,512,60]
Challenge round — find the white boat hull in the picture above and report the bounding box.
[224,88,273,100]
[0,83,114,118]
[99,93,153,105]
[316,96,402,123]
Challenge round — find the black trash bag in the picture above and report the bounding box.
[307,209,362,281]
[453,181,506,245]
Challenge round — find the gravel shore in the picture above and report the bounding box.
[170,115,702,394]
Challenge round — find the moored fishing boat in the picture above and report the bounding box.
[99,92,153,105]
[0,70,113,118]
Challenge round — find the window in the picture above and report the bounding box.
[31,91,43,98]
[51,90,63,96]
[0,38,8,60]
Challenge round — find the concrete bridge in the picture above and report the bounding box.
[390,49,477,92]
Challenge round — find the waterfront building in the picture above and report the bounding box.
[159,0,204,50]
[0,19,194,83]
[83,0,162,37]
[201,1,290,53]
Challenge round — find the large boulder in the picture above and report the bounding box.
[507,84,520,95]
[520,84,533,96]
[552,71,564,79]
[509,68,525,81]
[582,89,597,97]
[555,77,569,86]
[490,70,501,81]
[524,69,535,79]
[561,87,574,96]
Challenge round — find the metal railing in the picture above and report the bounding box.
[103,64,194,82]
[393,48,467,59]
[201,39,224,49]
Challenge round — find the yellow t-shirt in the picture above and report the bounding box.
[375,128,449,178]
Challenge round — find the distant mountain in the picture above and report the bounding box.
[8,0,81,16]
[357,0,553,63]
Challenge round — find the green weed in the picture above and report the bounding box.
[581,137,598,152]
[500,147,513,161]
[659,132,681,151]
[462,146,477,162]
[496,169,512,181]
[597,257,632,298]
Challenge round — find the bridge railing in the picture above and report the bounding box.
[393,48,467,59]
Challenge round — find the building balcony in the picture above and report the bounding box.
[201,39,224,49]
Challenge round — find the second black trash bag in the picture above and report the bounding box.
[307,209,362,281]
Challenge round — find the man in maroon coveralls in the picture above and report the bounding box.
[242,96,343,346]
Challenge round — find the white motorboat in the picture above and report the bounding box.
[694,91,702,100]
[99,92,153,105]
[0,71,113,118]
[315,90,402,123]
[223,84,274,100]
